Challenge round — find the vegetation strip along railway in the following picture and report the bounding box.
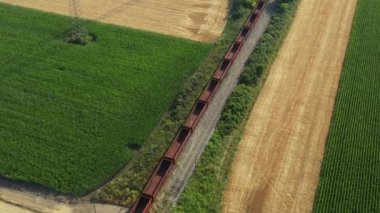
[0,3,211,195]
[223,0,358,211]
[154,0,279,211]
[131,1,269,212]
[313,0,380,211]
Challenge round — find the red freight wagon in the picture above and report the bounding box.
[183,101,207,129]
[213,59,232,80]
[235,25,251,44]
[247,9,260,27]
[225,41,242,60]
[256,0,266,10]
[131,194,152,213]
[165,127,192,162]
[143,158,174,198]
[199,79,220,102]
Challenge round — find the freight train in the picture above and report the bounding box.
[131,0,268,212]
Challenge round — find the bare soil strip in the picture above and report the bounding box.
[0,199,32,213]
[1,0,228,42]
[222,0,358,212]
[0,187,126,213]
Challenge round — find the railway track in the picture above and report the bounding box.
[130,0,279,212]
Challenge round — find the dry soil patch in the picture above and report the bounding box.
[0,187,125,213]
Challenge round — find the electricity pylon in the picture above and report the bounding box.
[68,0,89,42]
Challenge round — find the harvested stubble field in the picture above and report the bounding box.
[0,3,211,195]
[1,0,229,42]
[223,0,358,212]
[313,0,380,211]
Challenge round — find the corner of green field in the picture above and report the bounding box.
[0,2,211,196]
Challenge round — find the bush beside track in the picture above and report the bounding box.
[93,0,258,206]
[173,1,300,211]
[313,0,380,211]
[0,3,211,195]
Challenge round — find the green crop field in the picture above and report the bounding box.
[313,0,380,211]
[0,3,211,195]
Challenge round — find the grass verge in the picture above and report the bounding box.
[313,0,380,211]
[173,0,300,211]
[0,3,211,195]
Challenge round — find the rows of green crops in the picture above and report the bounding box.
[0,3,211,195]
[313,0,380,211]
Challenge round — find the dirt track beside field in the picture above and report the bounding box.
[1,0,228,42]
[0,201,31,213]
[0,187,126,213]
[223,0,358,212]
